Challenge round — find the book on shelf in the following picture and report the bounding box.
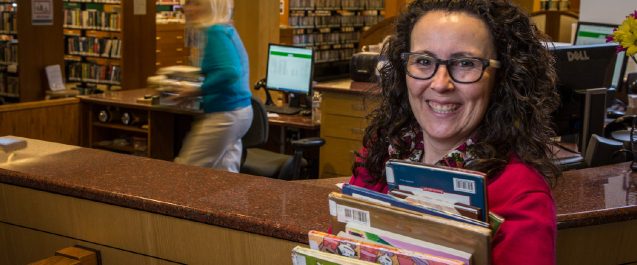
[385,159,489,222]
[308,230,465,265]
[328,192,492,265]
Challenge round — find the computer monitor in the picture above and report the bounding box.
[574,21,629,92]
[549,43,618,154]
[264,43,314,114]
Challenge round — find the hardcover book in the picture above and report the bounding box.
[385,159,488,222]
[292,246,376,265]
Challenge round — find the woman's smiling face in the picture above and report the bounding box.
[406,11,498,149]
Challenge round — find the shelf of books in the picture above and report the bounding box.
[0,0,17,103]
[62,0,154,94]
[156,0,184,24]
[292,160,500,265]
[283,0,384,80]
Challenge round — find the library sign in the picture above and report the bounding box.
[32,0,53,26]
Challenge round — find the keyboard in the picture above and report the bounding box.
[265,104,302,115]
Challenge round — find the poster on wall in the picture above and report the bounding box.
[32,0,53,25]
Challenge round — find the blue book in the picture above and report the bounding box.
[342,184,489,228]
[385,159,488,222]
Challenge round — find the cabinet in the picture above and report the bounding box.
[81,90,180,160]
[282,0,384,80]
[316,80,378,178]
[155,22,188,69]
[63,0,155,92]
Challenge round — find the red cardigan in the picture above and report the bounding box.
[349,154,557,265]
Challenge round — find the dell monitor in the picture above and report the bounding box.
[574,21,628,92]
[264,43,314,115]
[549,43,618,154]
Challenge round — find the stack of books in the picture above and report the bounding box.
[292,159,502,265]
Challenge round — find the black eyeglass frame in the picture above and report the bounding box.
[400,52,501,84]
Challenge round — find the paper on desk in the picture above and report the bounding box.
[267,113,280,118]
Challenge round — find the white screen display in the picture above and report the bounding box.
[266,45,313,95]
[575,23,625,89]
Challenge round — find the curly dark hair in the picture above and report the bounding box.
[356,0,561,186]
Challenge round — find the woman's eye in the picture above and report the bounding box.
[414,57,433,66]
[456,59,477,68]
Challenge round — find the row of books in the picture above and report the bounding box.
[63,0,121,3]
[292,32,361,46]
[289,14,384,28]
[0,11,16,33]
[315,48,355,63]
[64,9,121,31]
[0,71,18,97]
[66,36,121,59]
[66,62,121,85]
[292,160,500,265]
[290,0,384,10]
[0,41,16,64]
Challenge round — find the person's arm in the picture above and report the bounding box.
[198,27,242,96]
[491,191,556,265]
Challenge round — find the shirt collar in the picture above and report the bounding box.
[388,126,475,168]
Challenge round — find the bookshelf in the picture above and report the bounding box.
[0,0,65,103]
[156,0,184,24]
[281,0,384,80]
[63,0,155,93]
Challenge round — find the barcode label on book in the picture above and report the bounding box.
[336,204,370,227]
[453,177,476,194]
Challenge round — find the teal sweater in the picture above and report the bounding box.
[199,24,251,113]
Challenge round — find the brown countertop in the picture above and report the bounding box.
[0,137,332,244]
[1,137,636,245]
[78,89,202,115]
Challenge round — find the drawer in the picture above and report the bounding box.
[156,32,186,46]
[156,56,188,67]
[321,91,378,118]
[156,45,188,57]
[321,114,368,141]
[319,136,363,177]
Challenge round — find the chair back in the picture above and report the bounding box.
[243,96,269,148]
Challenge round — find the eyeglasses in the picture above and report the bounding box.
[401,53,501,84]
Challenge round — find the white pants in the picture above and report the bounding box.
[174,106,253,172]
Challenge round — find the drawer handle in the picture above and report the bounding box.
[351,104,365,111]
[176,60,183,64]
[156,49,161,53]
[156,62,161,66]
[176,48,183,52]
[350,128,364,135]
[156,36,161,40]
[176,36,184,39]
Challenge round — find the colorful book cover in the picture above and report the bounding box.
[344,222,473,265]
[308,230,465,265]
[291,246,376,265]
[342,184,489,228]
[385,159,488,222]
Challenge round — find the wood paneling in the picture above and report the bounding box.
[121,0,156,90]
[16,0,64,102]
[0,98,80,145]
[0,184,301,265]
[234,0,280,90]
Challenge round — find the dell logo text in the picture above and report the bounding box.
[567,51,590,62]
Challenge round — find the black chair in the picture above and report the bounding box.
[240,96,325,180]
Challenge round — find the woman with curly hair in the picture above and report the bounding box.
[349,0,561,264]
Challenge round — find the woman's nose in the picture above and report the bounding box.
[428,65,454,92]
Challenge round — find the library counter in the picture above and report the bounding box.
[1,137,636,264]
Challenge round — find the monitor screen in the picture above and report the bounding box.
[550,43,618,138]
[574,21,628,90]
[265,44,314,95]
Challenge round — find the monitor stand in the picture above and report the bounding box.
[254,78,302,115]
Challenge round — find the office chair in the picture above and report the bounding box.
[240,96,325,180]
[584,134,627,167]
